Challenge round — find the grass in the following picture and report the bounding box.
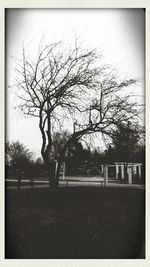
[5,186,145,259]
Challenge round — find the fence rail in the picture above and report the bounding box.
[5,163,144,190]
[5,178,104,190]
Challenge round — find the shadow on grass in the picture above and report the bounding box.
[5,187,145,259]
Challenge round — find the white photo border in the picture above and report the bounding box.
[1,1,150,267]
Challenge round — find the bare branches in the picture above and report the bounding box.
[15,37,143,164]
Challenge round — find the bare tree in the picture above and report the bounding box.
[15,39,142,189]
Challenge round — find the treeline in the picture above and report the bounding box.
[6,132,145,179]
[5,141,45,180]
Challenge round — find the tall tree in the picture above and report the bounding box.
[15,39,143,189]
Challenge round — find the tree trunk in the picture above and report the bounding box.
[43,137,74,190]
[42,152,57,190]
[48,161,57,189]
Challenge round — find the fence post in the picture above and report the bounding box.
[31,177,34,189]
[128,166,132,184]
[116,164,119,179]
[55,161,58,178]
[101,165,104,174]
[104,165,108,186]
[62,162,65,180]
[133,165,137,174]
[18,176,21,190]
[121,164,124,180]
[138,165,142,179]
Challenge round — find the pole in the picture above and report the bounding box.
[128,166,132,184]
[121,164,124,180]
[133,165,137,174]
[18,176,21,190]
[116,164,118,179]
[55,161,58,178]
[104,165,108,186]
[31,177,34,189]
[63,162,65,180]
[139,165,142,179]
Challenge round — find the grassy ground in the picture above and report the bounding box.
[5,186,145,259]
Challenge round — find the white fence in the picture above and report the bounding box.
[102,163,143,186]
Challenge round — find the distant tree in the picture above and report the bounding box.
[15,38,143,189]
[133,143,145,163]
[32,157,45,178]
[104,145,116,164]
[5,141,33,172]
[110,122,143,162]
[35,157,43,165]
[93,149,106,164]
[103,121,145,182]
[66,138,85,174]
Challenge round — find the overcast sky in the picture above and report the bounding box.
[6,8,145,158]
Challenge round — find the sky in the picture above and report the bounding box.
[6,8,145,159]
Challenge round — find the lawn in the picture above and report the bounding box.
[5,186,145,259]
